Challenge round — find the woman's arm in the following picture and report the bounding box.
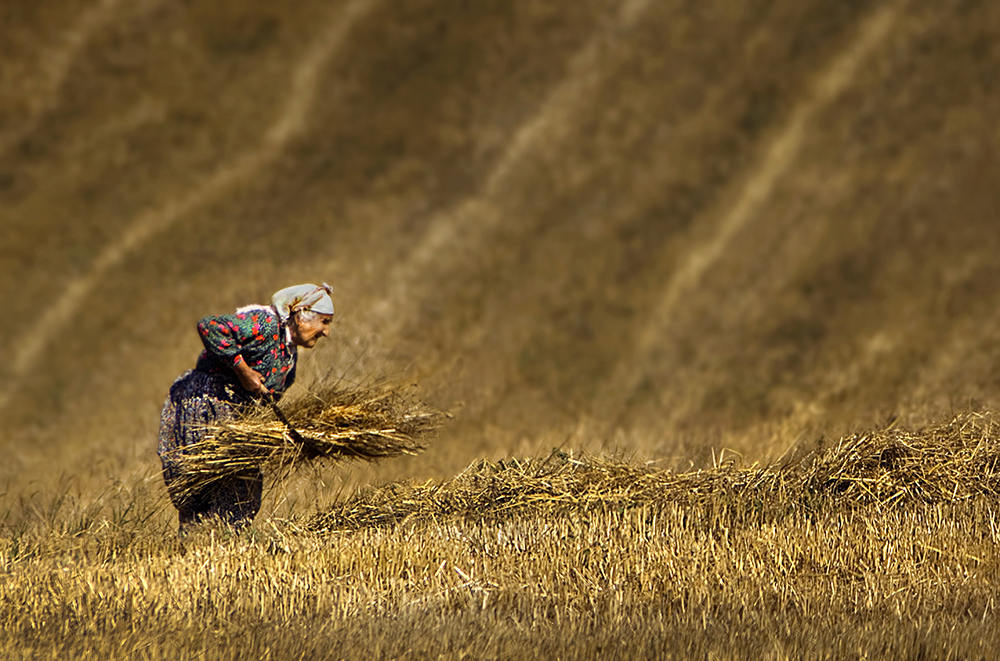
[197,314,270,396]
[232,359,268,396]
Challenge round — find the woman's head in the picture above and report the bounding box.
[271,283,335,348]
[289,309,333,348]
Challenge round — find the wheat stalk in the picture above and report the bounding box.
[172,383,444,498]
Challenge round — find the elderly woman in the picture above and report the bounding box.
[157,283,334,531]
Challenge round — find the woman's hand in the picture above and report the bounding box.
[233,360,268,397]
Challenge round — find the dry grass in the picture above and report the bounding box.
[172,383,444,499]
[3,410,1000,660]
[799,411,1000,503]
[311,409,1000,532]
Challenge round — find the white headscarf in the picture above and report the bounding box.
[271,283,334,322]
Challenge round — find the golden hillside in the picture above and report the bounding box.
[2,0,999,491]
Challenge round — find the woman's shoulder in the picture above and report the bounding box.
[233,305,281,331]
[234,304,277,318]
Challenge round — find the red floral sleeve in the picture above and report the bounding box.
[197,314,254,367]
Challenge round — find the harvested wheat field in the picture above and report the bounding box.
[3,411,1000,659]
[3,0,1000,658]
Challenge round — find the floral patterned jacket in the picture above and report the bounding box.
[194,305,297,396]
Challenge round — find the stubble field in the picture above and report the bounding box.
[4,411,1000,659]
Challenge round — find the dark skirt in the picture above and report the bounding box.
[157,369,262,530]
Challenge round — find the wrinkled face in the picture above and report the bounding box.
[290,313,333,348]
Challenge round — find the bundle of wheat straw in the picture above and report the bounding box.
[174,383,444,498]
[309,452,780,532]
[309,410,1000,532]
[800,409,1000,503]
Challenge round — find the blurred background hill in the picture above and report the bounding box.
[2,0,999,498]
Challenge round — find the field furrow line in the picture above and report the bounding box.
[0,0,380,413]
[0,0,126,156]
[597,2,905,430]
[366,0,652,340]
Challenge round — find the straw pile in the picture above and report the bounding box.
[310,409,1000,532]
[308,454,775,532]
[800,409,1000,503]
[173,383,444,497]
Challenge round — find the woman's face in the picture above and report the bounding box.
[290,313,333,348]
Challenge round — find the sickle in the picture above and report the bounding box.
[263,390,322,457]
